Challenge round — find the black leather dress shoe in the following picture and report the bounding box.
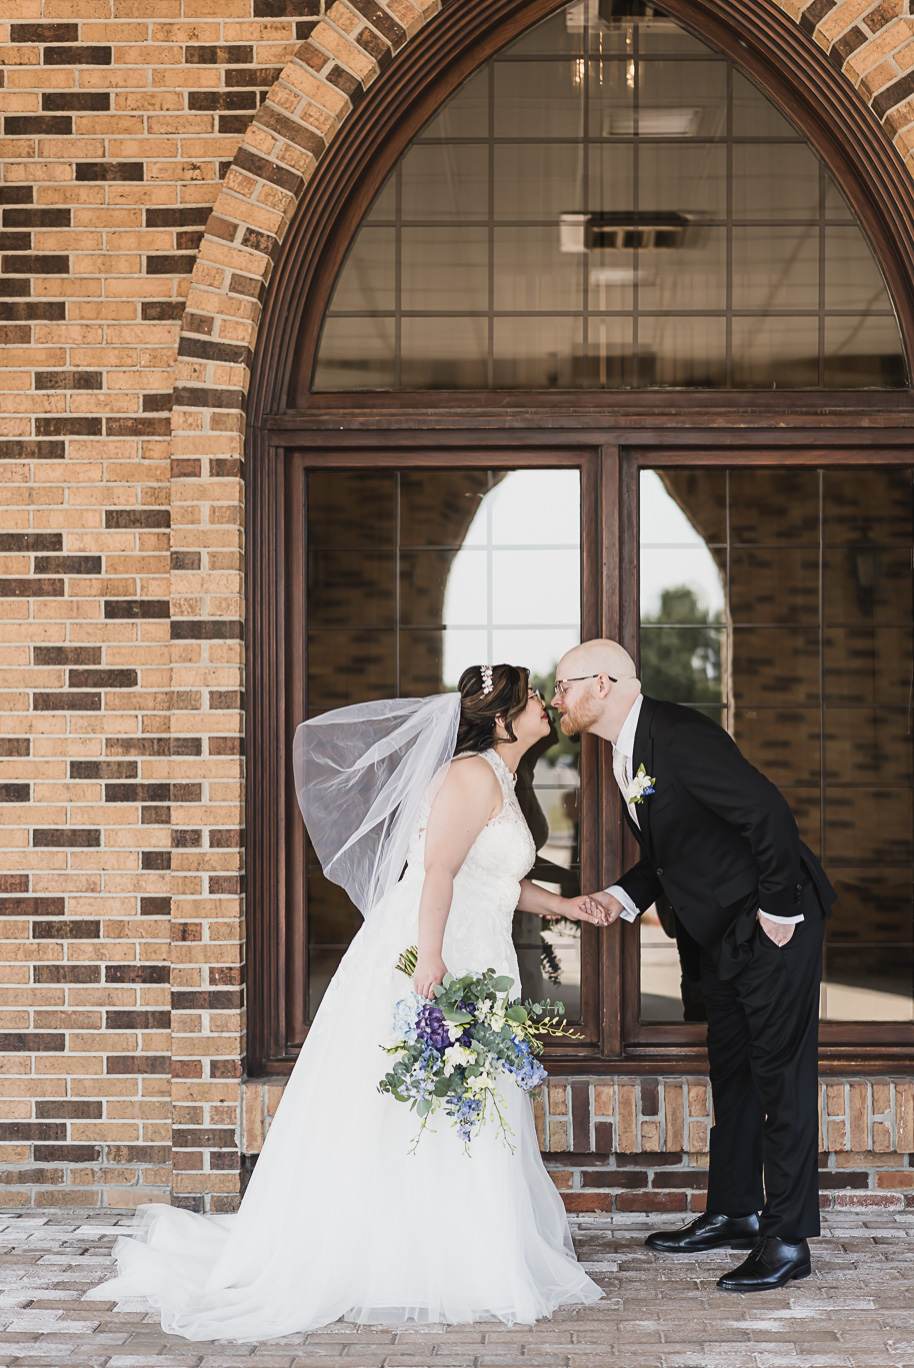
[717,1236,812,1291]
[645,1210,760,1253]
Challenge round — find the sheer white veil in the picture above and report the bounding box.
[292,694,462,918]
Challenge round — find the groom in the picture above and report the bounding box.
[552,639,835,1293]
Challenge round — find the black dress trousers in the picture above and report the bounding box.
[699,879,826,1241]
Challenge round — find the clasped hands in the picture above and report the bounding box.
[563,893,797,947]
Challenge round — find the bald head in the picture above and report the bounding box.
[552,638,641,744]
[559,639,637,684]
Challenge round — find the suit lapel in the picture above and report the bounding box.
[631,695,656,855]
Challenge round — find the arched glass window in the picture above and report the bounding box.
[313,0,906,392]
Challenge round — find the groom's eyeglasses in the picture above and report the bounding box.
[553,672,616,697]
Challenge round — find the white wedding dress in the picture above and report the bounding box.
[87,749,602,1341]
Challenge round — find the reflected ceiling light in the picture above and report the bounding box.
[589,266,653,285]
[607,107,702,136]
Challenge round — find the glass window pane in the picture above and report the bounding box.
[493,316,583,388]
[824,787,913,867]
[640,144,727,217]
[824,627,914,704]
[313,316,396,391]
[494,59,584,138]
[401,549,481,628]
[400,469,492,547]
[824,469,914,545]
[827,870,913,943]
[640,464,914,1028]
[585,317,636,386]
[732,71,801,139]
[419,67,489,140]
[640,624,725,705]
[492,549,580,625]
[401,227,488,312]
[729,469,819,544]
[731,316,820,388]
[640,546,725,621]
[307,630,397,709]
[638,61,728,138]
[588,59,635,137]
[637,315,728,388]
[643,468,728,546]
[401,317,488,389]
[822,943,913,1021]
[733,708,822,788]
[510,6,582,57]
[641,915,689,1023]
[305,468,583,1020]
[729,547,820,623]
[308,551,395,628]
[489,468,581,545]
[824,708,913,787]
[824,226,890,311]
[731,143,820,221]
[824,315,908,388]
[638,227,727,311]
[307,471,395,549]
[312,1,906,392]
[732,226,819,310]
[823,546,913,624]
[730,627,821,705]
[494,227,584,312]
[494,143,586,221]
[327,227,395,312]
[401,144,488,220]
[587,144,635,214]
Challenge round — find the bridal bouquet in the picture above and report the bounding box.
[378,946,582,1151]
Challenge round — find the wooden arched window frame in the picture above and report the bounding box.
[246,0,914,1077]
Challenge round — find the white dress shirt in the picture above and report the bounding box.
[604,694,802,926]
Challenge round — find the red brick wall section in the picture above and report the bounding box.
[241,1075,914,1212]
[0,0,912,1211]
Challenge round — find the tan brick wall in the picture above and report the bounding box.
[1,0,913,1211]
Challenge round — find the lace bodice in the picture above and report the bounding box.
[331,749,536,991]
[404,748,536,975]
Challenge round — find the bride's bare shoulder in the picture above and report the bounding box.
[441,753,500,796]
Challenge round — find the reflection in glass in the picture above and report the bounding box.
[312,1,905,393]
[305,468,583,1019]
[639,467,914,1025]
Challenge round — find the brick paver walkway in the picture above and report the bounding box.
[0,1210,911,1367]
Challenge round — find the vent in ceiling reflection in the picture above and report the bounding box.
[312,0,906,392]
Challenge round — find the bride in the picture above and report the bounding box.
[87,664,606,1341]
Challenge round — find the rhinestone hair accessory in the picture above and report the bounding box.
[480,665,494,696]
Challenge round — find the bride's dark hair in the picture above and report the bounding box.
[454,664,530,755]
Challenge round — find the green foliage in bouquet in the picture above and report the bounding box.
[378,946,583,1151]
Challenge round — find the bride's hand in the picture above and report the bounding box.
[414,953,448,1000]
[557,895,612,927]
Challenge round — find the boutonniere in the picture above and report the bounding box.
[626,763,656,806]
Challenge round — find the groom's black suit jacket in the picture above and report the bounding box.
[614,696,835,973]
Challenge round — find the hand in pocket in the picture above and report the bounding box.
[758,913,796,947]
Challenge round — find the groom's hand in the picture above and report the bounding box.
[561,895,612,926]
[588,891,627,926]
[758,912,796,947]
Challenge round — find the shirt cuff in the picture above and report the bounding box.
[758,907,805,925]
[606,884,640,923]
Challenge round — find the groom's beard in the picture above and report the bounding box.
[558,694,601,737]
